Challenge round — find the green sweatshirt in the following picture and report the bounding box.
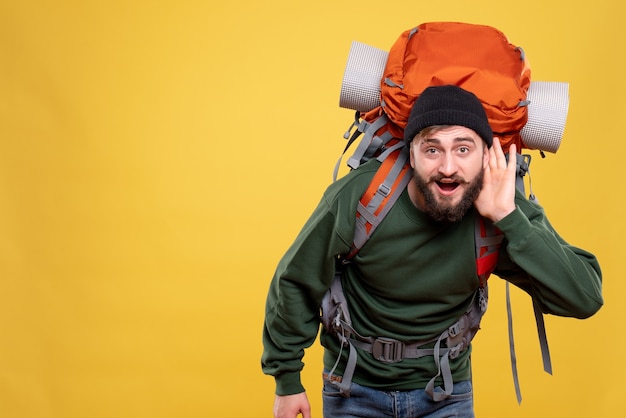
[262,159,603,396]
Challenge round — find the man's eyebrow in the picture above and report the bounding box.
[422,136,477,145]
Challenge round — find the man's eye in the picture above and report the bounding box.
[458,147,470,153]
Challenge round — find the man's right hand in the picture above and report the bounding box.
[273,392,311,418]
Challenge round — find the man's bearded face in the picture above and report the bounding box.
[412,168,484,223]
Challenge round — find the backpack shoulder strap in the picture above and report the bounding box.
[346,145,412,259]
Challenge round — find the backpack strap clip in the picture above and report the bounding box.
[376,183,391,198]
[371,338,405,363]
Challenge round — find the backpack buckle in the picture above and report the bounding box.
[448,343,463,360]
[377,183,391,197]
[371,337,405,363]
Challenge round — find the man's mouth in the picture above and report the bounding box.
[435,180,461,195]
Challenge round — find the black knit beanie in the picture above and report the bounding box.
[403,85,493,147]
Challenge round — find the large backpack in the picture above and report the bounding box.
[322,22,568,403]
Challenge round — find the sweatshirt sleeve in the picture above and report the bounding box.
[494,195,603,318]
[261,189,355,396]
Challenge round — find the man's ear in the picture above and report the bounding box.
[409,142,416,169]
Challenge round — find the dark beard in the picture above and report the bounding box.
[413,170,484,223]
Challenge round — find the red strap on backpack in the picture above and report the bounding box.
[475,217,504,287]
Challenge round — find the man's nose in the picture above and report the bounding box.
[438,153,458,176]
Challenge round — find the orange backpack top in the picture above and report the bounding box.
[362,22,531,153]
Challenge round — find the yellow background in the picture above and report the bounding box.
[0,0,622,417]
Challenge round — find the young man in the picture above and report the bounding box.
[262,85,603,418]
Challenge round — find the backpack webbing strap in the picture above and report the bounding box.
[333,113,399,182]
[506,282,522,403]
[513,152,552,377]
[346,115,390,170]
[425,331,455,401]
[425,286,488,401]
[505,281,554,405]
[375,140,406,163]
[333,111,366,182]
[362,147,409,213]
[348,147,411,258]
[505,152,552,404]
[525,167,552,379]
[533,300,553,375]
[323,271,357,395]
[515,153,531,195]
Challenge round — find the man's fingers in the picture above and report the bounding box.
[508,143,517,172]
[489,137,505,170]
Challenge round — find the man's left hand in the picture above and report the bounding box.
[474,137,517,222]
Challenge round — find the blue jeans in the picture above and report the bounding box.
[322,380,474,418]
